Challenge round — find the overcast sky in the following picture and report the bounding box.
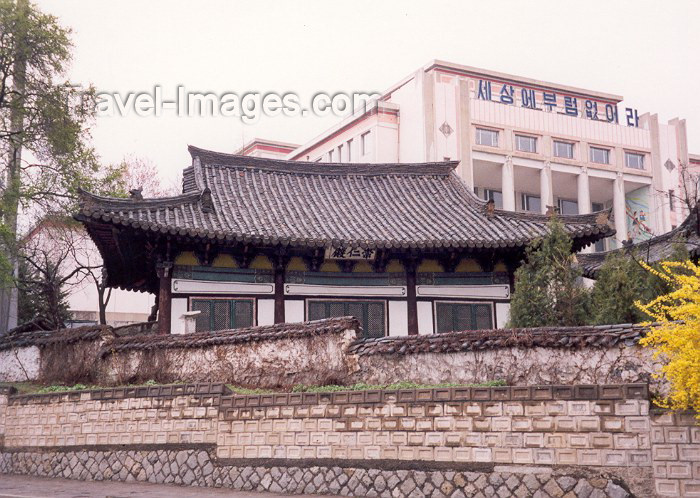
[37,0,699,185]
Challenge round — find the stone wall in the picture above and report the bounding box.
[349,324,664,394]
[1,383,699,496]
[0,321,666,394]
[0,318,359,389]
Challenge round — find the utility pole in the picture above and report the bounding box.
[0,0,29,333]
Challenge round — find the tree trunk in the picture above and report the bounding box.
[0,0,29,333]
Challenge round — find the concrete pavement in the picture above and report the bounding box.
[0,474,325,498]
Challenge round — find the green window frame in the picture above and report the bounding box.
[434,301,493,333]
[190,298,255,333]
[306,299,386,339]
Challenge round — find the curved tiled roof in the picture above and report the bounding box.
[99,317,359,357]
[579,204,699,278]
[348,323,650,356]
[77,146,614,251]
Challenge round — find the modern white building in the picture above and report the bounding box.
[22,218,152,327]
[246,60,696,250]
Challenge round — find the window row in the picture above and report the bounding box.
[313,131,373,163]
[475,128,646,169]
[189,298,494,337]
[479,188,581,215]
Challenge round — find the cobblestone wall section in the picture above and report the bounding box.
[0,446,639,497]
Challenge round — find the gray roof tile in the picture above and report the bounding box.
[77,146,614,251]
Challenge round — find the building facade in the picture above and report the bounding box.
[269,61,695,251]
[76,146,612,336]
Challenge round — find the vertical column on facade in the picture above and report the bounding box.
[405,257,418,336]
[155,260,173,335]
[577,167,592,215]
[273,254,286,324]
[501,156,516,211]
[540,161,554,214]
[457,78,474,188]
[577,167,594,253]
[613,173,628,245]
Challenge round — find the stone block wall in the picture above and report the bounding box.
[0,383,699,496]
[651,410,700,496]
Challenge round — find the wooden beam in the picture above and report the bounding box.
[156,261,173,334]
[273,254,288,324]
[406,257,418,335]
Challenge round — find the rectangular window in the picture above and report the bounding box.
[361,131,371,156]
[592,202,606,252]
[337,144,343,163]
[483,189,503,209]
[515,134,537,153]
[347,139,353,162]
[669,190,675,211]
[328,150,334,161]
[558,199,579,215]
[307,299,386,338]
[589,147,610,165]
[435,302,493,333]
[625,152,645,169]
[475,128,499,147]
[521,193,541,213]
[553,140,574,159]
[191,298,255,333]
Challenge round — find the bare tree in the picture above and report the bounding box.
[116,156,182,198]
[676,162,700,212]
[18,216,107,327]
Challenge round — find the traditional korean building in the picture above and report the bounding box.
[579,203,699,279]
[75,146,614,337]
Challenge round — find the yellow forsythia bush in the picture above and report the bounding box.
[637,260,700,417]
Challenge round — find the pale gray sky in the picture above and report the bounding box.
[38,0,699,184]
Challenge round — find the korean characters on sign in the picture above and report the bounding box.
[476,80,639,127]
[325,246,376,261]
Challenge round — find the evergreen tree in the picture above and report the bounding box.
[590,239,691,325]
[508,216,589,328]
[590,252,647,324]
[17,255,70,329]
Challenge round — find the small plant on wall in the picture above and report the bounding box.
[637,260,700,419]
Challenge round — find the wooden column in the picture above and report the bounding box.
[155,261,173,334]
[406,258,418,336]
[273,255,287,324]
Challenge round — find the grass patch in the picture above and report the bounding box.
[290,380,507,393]
[0,378,180,395]
[2,379,507,396]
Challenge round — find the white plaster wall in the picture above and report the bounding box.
[0,347,40,382]
[387,71,426,162]
[434,79,460,161]
[291,115,381,163]
[417,301,434,335]
[495,302,511,329]
[257,299,275,326]
[170,298,188,334]
[388,301,408,336]
[285,300,304,323]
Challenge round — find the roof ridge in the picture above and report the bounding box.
[78,189,203,210]
[188,145,458,177]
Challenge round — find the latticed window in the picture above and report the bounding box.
[307,300,386,338]
[435,302,493,333]
[190,298,254,333]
